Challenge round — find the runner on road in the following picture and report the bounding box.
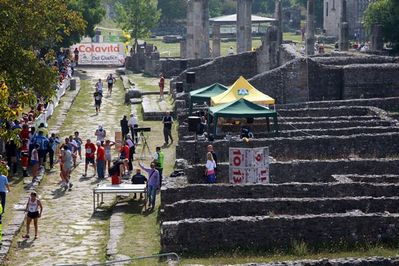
[22,192,43,240]
[106,74,116,96]
[84,139,96,177]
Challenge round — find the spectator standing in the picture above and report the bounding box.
[153,147,164,187]
[127,113,138,143]
[73,48,79,64]
[95,125,106,145]
[33,131,49,167]
[228,46,234,55]
[120,115,129,141]
[48,133,60,169]
[19,124,30,142]
[159,73,165,101]
[0,172,10,213]
[5,140,18,175]
[131,169,147,199]
[20,139,29,177]
[22,192,43,240]
[139,161,159,211]
[84,139,96,177]
[207,145,218,175]
[104,140,115,174]
[96,141,105,179]
[31,144,40,182]
[125,136,135,173]
[162,112,173,146]
[205,152,217,183]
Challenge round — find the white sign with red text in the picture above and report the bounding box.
[71,43,126,65]
[229,147,269,184]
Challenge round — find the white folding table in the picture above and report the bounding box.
[93,183,147,212]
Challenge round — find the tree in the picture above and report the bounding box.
[64,0,105,47]
[364,0,399,51]
[158,0,187,23]
[0,0,86,142]
[115,0,161,49]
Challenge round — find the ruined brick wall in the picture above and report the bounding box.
[172,51,258,91]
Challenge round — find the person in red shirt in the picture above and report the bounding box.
[20,139,29,177]
[84,139,96,177]
[19,124,30,141]
[96,141,105,179]
[159,73,165,101]
[119,141,130,175]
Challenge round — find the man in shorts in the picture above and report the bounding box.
[106,74,116,96]
[94,91,102,115]
[84,139,96,177]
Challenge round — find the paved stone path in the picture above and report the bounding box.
[7,67,126,265]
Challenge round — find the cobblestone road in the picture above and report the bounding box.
[7,67,126,265]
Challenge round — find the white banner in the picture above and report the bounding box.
[71,43,126,65]
[229,147,270,184]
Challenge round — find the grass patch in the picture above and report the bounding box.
[180,244,399,265]
[126,73,169,93]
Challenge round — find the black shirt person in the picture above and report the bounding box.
[162,112,173,146]
[120,115,129,140]
[131,169,147,199]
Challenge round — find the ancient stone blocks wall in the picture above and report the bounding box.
[184,158,399,184]
[161,213,399,253]
[173,51,258,91]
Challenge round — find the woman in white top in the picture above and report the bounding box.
[205,152,217,183]
[23,191,43,240]
[95,125,106,145]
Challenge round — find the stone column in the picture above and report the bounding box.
[186,0,210,59]
[236,0,252,53]
[338,0,349,51]
[212,24,221,57]
[305,0,315,56]
[275,0,283,46]
[180,38,187,59]
[371,24,383,51]
[257,26,279,73]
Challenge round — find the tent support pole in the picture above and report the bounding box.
[266,117,270,133]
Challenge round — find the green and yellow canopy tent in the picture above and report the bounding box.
[210,76,275,106]
[189,83,229,114]
[208,98,278,136]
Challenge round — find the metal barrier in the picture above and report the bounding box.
[93,252,180,265]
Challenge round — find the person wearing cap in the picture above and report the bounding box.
[95,125,106,145]
[131,169,147,199]
[128,113,138,143]
[96,141,105,179]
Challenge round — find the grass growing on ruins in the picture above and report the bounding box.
[180,245,399,265]
[126,73,168,93]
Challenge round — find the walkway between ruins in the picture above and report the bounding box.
[7,67,128,265]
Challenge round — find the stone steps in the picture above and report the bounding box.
[161,212,399,253]
[162,196,399,221]
[161,182,399,206]
[177,132,399,164]
[334,174,399,183]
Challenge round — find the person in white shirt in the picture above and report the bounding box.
[95,79,103,94]
[95,125,106,145]
[128,113,139,143]
[228,46,234,55]
[205,152,216,183]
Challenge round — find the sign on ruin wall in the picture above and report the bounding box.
[71,43,126,65]
[229,147,269,184]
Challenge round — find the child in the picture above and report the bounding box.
[23,192,43,240]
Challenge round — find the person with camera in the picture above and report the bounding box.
[128,113,139,143]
